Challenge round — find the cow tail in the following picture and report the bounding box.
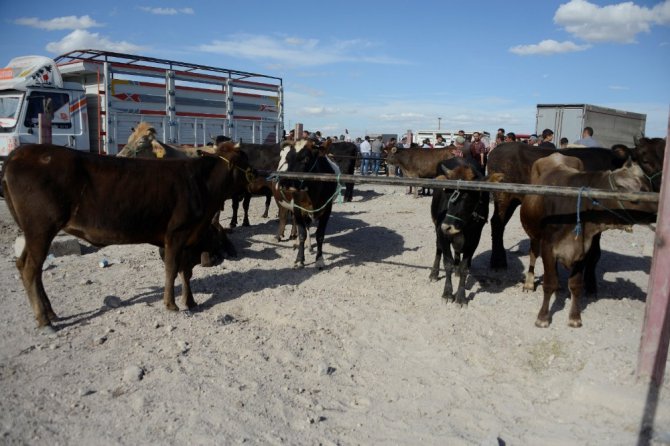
[0,159,6,198]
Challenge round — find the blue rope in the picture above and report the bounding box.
[573,187,586,238]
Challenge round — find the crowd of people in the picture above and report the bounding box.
[281,124,603,180]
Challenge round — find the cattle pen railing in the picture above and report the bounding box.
[266,171,660,203]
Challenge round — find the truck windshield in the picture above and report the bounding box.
[0,94,22,131]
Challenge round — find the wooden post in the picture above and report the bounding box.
[637,114,670,385]
[38,113,52,144]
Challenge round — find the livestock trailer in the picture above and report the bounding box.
[0,49,284,155]
[535,104,646,148]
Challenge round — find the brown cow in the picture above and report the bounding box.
[385,146,455,197]
[487,139,665,272]
[520,153,657,328]
[118,124,238,261]
[0,143,254,329]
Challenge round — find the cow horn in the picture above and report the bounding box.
[440,164,450,176]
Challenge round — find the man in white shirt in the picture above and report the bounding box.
[359,136,372,175]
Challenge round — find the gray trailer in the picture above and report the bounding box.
[535,104,646,148]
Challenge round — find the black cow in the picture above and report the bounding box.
[230,142,282,227]
[327,141,358,202]
[429,157,504,305]
[0,143,253,329]
[278,139,338,269]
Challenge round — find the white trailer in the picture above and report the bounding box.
[535,104,646,148]
[0,49,284,155]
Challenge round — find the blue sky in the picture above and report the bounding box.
[2,0,669,139]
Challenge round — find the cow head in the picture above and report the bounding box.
[118,122,157,157]
[118,122,189,159]
[158,223,229,270]
[209,142,256,194]
[434,160,503,235]
[630,137,665,192]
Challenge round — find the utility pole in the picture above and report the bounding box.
[438,117,442,130]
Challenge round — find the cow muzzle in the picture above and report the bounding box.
[441,222,461,235]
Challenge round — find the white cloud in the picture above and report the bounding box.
[509,39,591,55]
[554,0,670,43]
[196,34,407,67]
[138,7,194,15]
[45,30,146,54]
[608,85,630,90]
[15,15,102,30]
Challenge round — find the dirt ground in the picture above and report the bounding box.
[0,183,668,445]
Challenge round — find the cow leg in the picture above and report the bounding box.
[242,193,251,227]
[314,209,332,270]
[490,197,519,270]
[179,266,196,309]
[454,257,469,306]
[161,243,181,311]
[429,231,442,281]
[567,262,585,328]
[230,195,240,228]
[289,211,298,240]
[583,233,601,295]
[441,243,456,303]
[17,234,56,328]
[344,183,354,202]
[275,205,289,241]
[293,219,307,269]
[536,243,559,327]
[524,236,541,292]
[262,192,271,218]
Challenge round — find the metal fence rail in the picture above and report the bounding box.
[268,171,660,203]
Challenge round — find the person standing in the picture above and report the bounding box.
[434,134,446,148]
[539,129,556,149]
[359,136,372,175]
[370,135,384,175]
[469,131,487,173]
[452,136,466,157]
[574,126,601,147]
[560,137,569,148]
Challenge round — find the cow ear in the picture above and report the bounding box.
[486,173,504,183]
[611,144,631,162]
[391,147,398,154]
[440,164,455,179]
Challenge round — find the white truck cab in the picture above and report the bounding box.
[0,56,89,154]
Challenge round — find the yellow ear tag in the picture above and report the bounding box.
[153,146,166,158]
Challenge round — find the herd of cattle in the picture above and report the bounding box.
[0,125,665,331]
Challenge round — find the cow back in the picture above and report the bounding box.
[2,144,243,247]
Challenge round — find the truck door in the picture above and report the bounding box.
[24,91,74,147]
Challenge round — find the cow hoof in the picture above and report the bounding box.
[242,220,250,227]
[535,319,550,328]
[442,295,455,303]
[47,310,59,322]
[229,222,237,229]
[38,324,58,335]
[315,258,326,270]
[293,261,305,269]
[165,302,179,312]
[429,274,439,282]
[568,319,583,328]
